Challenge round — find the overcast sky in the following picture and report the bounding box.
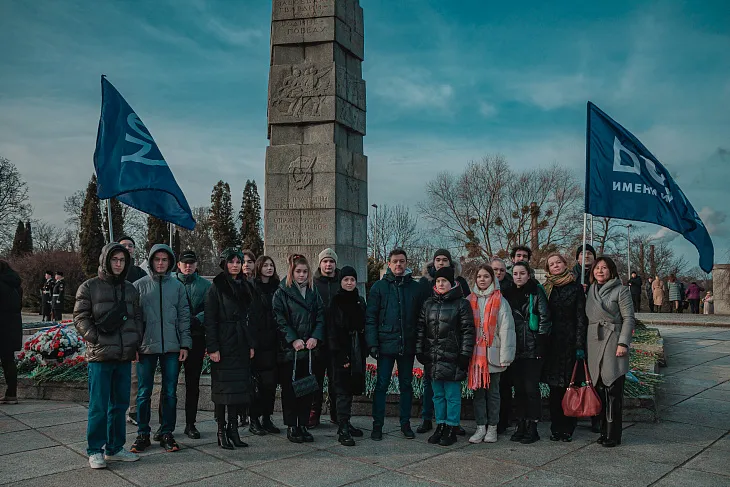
[1,0,728,267]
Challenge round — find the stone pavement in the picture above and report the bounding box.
[637,312,730,327]
[1,325,728,487]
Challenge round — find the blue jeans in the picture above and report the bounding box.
[421,376,434,420]
[87,361,132,455]
[432,380,462,427]
[136,353,180,435]
[372,354,414,427]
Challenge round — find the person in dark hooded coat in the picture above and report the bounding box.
[0,260,23,404]
[204,248,257,450]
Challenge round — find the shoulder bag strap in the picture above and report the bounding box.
[292,351,297,382]
[308,349,313,375]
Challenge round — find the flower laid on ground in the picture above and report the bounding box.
[17,324,86,373]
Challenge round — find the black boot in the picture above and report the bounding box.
[337,422,355,446]
[184,424,200,439]
[520,421,540,444]
[416,419,433,434]
[347,421,364,437]
[287,426,303,443]
[249,416,267,436]
[227,422,248,447]
[262,416,281,434]
[300,426,314,443]
[603,377,624,447]
[217,423,234,450]
[455,425,466,436]
[439,426,457,447]
[510,420,527,442]
[428,423,445,444]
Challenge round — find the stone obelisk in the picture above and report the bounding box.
[264,0,367,283]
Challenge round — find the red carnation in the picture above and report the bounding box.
[30,356,36,362]
[58,351,65,357]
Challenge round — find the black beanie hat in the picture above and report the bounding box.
[340,265,357,281]
[576,244,596,261]
[434,266,455,286]
[433,248,453,266]
[118,235,135,246]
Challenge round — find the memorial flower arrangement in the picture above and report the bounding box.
[18,323,86,367]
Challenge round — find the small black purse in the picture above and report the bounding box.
[291,350,319,398]
[96,286,128,334]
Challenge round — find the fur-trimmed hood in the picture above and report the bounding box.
[421,260,463,282]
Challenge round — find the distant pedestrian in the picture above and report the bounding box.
[652,276,665,312]
[646,278,655,313]
[685,282,704,314]
[703,292,714,315]
[41,270,54,321]
[0,260,23,405]
[51,271,66,322]
[628,272,642,312]
[667,275,682,313]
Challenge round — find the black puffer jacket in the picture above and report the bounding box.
[504,279,551,360]
[251,277,281,373]
[416,285,475,381]
[204,272,257,405]
[73,243,143,362]
[272,281,326,363]
[314,268,341,351]
[365,269,421,356]
[0,265,23,355]
[329,288,368,395]
[542,281,587,387]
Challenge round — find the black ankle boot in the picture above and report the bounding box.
[337,422,355,446]
[217,423,234,450]
[249,417,267,436]
[348,421,364,437]
[227,422,248,447]
[417,419,433,434]
[287,426,303,443]
[262,416,281,434]
[428,423,445,444]
[510,420,527,442]
[439,426,457,447]
[520,421,540,444]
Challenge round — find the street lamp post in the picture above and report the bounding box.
[371,203,378,261]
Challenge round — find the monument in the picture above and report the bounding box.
[264,0,367,283]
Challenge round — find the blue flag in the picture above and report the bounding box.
[93,76,195,230]
[585,102,713,272]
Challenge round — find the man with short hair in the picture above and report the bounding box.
[310,248,343,429]
[366,248,421,441]
[130,244,191,453]
[510,246,532,265]
[415,249,470,435]
[572,244,596,291]
[628,272,643,312]
[175,250,211,439]
[51,271,65,322]
[41,271,55,321]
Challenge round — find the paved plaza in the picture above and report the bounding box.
[1,325,729,487]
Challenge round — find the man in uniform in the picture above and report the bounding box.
[41,271,55,321]
[51,271,65,322]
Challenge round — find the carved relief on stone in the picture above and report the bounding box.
[289,155,316,190]
[271,65,333,118]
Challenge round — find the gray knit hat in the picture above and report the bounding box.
[318,248,338,264]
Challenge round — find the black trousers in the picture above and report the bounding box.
[689,299,700,314]
[511,358,544,421]
[312,350,337,421]
[1,350,18,397]
[648,301,655,313]
[596,376,625,443]
[549,386,577,435]
[498,365,513,429]
[278,358,318,427]
[181,336,206,425]
[333,365,354,423]
[250,368,278,418]
[215,404,240,426]
[631,294,641,312]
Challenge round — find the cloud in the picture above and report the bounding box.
[478,101,498,118]
[372,72,454,110]
[509,73,595,111]
[698,207,728,236]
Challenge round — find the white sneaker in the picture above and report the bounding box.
[89,453,107,469]
[484,425,498,443]
[104,449,140,462]
[469,425,487,443]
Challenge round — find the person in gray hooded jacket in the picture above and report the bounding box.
[130,244,191,454]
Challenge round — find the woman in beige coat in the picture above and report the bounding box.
[651,276,664,312]
[586,257,635,448]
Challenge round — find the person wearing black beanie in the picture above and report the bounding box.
[573,244,596,293]
[434,267,455,286]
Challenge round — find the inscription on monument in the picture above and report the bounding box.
[274,0,334,19]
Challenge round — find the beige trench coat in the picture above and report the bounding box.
[652,279,665,306]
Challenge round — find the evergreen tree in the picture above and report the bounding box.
[23,221,33,254]
[146,215,169,252]
[210,180,238,253]
[102,198,125,243]
[10,220,25,257]
[79,175,105,277]
[239,180,264,256]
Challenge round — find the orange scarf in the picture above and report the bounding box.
[468,289,501,390]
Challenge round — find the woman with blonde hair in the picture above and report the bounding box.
[272,254,325,443]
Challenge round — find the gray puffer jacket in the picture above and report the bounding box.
[73,243,143,362]
[133,244,191,354]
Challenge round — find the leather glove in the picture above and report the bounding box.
[369,347,379,360]
[575,349,586,360]
[458,354,471,370]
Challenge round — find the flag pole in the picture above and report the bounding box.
[581,213,588,286]
[169,222,174,247]
[106,199,114,243]
[590,215,594,247]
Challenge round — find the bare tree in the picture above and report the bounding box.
[368,204,422,263]
[179,206,217,275]
[0,156,32,248]
[31,221,70,252]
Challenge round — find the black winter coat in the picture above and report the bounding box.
[125,265,147,284]
[204,273,256,405]
[504,279,552,360]
[272,281,326,363]
[73,243,143,362]
[416,285,475,382]
[329,289,368,395]
[628,276,643,296]
[365,269,421,356]
[542,282,588,387]
[314,269,341,351]
[499,274,515,296]
[0,267,23,355]
[251,277,280,374]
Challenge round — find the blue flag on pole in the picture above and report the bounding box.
[585,102,713,272]
[93,76,196,230]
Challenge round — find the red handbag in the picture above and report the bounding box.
[561,360,602,417]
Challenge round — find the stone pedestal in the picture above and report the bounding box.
[264,0,367,282]
[712,264,730,315]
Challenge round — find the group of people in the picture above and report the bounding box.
[644,274,711,314]
[1,237,638,472]
[39,270,65,321]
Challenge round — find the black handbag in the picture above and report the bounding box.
[96,286,128,334]
[291,350,319,398]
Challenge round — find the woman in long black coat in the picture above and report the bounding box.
[542,253,588,442]
[204,248,257,450]
[0,260,22,404]
[248,256,282,436]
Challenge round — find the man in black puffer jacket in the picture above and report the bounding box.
[74,242,144,468]
[416,267,474,447]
